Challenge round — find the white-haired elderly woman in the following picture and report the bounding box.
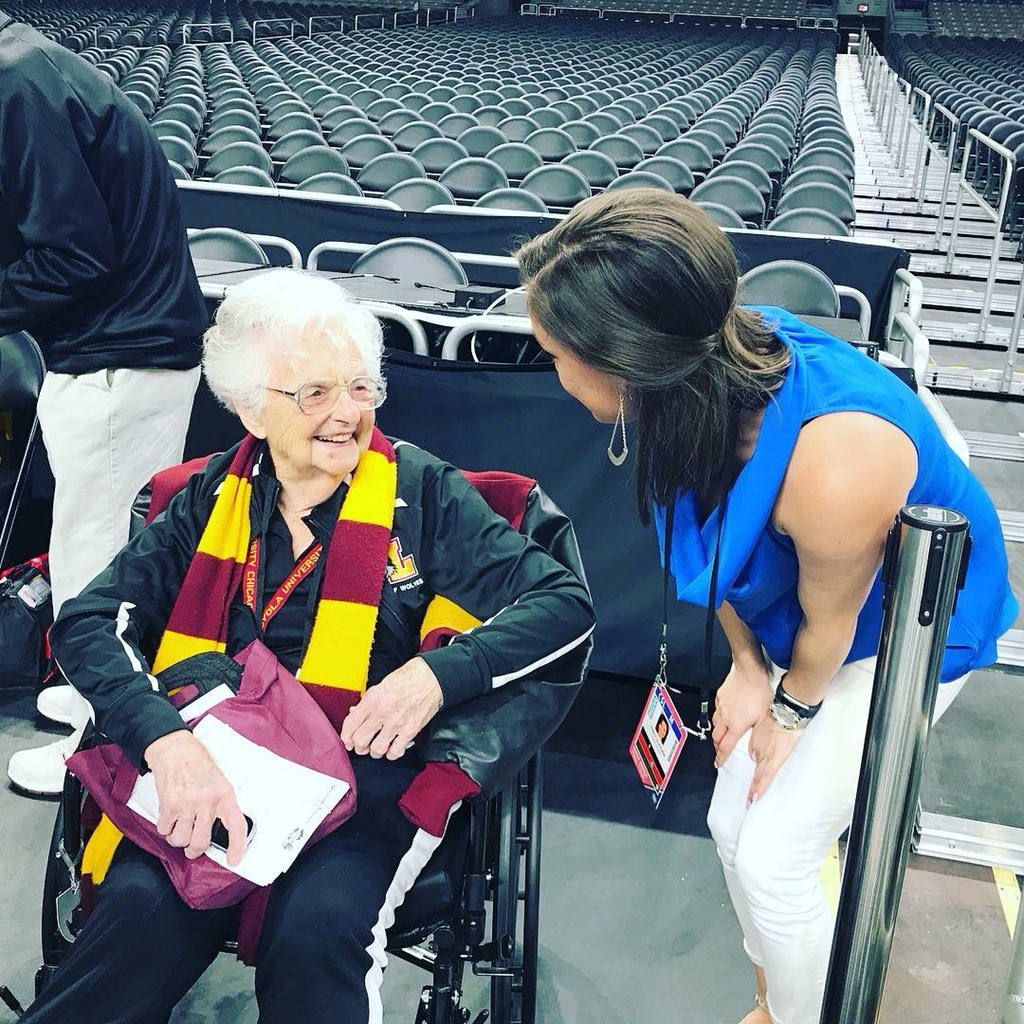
[27,268,595,1024]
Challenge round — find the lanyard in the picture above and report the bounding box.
[242,536,323,632]
[659,489,729,740]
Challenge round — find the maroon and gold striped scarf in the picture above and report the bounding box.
[153,426,397,728]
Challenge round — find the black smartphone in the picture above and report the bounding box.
[210,814,255,852]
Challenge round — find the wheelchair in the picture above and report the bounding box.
[38,750,543,1024]
[32,455,586,1024]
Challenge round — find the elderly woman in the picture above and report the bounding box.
[24,268,594,1024]
[516,190,1017,1024]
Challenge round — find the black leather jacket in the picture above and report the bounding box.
[0,11,206,373]
[50,439,595,796]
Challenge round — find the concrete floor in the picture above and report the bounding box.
[1,670,1018,1024]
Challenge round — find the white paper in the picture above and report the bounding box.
[127,717,349,886]
[178,683,235,723]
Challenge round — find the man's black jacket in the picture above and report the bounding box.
[0,11,206,372]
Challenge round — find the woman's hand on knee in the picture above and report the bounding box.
[145,730,249,867]
[746,714,802,805]
[712,662,773,768]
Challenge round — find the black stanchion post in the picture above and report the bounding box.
[820,506,971,1024]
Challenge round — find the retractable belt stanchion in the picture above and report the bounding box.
[820,505,971,1024]
[1003,899,1024,1023]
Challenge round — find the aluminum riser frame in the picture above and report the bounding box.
[915,813,1024,874]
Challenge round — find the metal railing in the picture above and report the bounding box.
[944,127,1018,348]
[354,12,387,28]
[930,102,960,243]
[251,18,294,43]
[181,21,233,44]
[309,15,345,33]
[820,505,971,1024]
[1003,268,1024,394]
[518,4,805,22]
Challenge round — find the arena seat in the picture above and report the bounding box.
[606,170,674,193]
[776,181,856,226]
[656,137,715,177]
[562,151,620,188]
[269,129,326,165]
[154,119,195,146]
[691,175,766,227]
[384,178,457,212]
[768,208,852,236]
[783,164,853,196]
[411,138,469,175]
[497,115,542,142]
[212,166,278,189]
[279,146,351,185]
[590,133,646,170]
[356,153,426,193]
[706,159,773,200]
[458,125,508,158]
[339,134,398,170]
[697,201,747,229]
[737,259,841,318]
[633,156,694,194]
[295,172,363,197]
[328,118,381,148]
[439,157,510,200]
[351,237,469,286]
[204,141,274,179]
[487,142,544,181]
[521,164,592,207]
[187,227,270,264]
[9,16,850,218]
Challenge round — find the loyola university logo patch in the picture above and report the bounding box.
[387,537,420,586]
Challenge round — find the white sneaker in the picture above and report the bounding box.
[36,684,77,726]
[7,728,83,796]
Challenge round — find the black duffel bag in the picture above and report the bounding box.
[0,556,52,691]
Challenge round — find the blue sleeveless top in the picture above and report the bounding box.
[655,307,1018,682]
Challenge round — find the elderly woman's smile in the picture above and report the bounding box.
[239,331,380,504]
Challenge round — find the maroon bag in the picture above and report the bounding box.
[66,639,357,911]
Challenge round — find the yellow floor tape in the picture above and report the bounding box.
[821,842,842,914]
[993,865,1022,938]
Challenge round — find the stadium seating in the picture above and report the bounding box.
[886,35,1024,239]
[6,7,857,225]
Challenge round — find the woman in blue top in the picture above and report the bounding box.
[516,190,1017,1024]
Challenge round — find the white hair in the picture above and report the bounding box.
[202,268,385,412]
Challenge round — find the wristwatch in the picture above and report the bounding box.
[768,676,822,731]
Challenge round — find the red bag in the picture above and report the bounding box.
[66,639,357,910]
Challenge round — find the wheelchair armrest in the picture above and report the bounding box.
[420,673,579,799]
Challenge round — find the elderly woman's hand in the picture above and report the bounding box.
[144,730,249,867]
[341,657,444,760]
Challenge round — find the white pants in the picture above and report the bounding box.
[35,366,200,725]
[706,657,967,1024]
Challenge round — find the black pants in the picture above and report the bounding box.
[24,757,437,1024]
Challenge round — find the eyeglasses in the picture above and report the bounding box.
[266,376,387,414]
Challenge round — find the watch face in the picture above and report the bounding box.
[771,701,803,730]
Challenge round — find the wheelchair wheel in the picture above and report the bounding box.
[488,755,543,1024]
[488,783,518,1024]
[520,756,543,1024]
[38,805,76,996]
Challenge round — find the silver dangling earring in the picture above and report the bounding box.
[607,392,628,467]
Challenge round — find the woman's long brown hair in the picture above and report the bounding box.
[517,188,789,521]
